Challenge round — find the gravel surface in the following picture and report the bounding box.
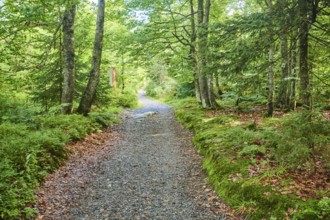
[36,92,240,220]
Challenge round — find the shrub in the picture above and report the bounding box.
[106,89,138,108]
[0,111,119,219]
[262,111,330,169]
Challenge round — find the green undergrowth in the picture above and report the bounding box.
[0,105,121,219]
[169,97,330,219]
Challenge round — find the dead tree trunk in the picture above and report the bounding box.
[77,0,105,115]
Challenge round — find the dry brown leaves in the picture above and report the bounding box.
[205,105,285,124]
[245,157,329,201]
[194,185,242,220]
[35,127,120,219]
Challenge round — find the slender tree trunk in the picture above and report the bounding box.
[197,0,211,108]
[77,0,105,115]
[276,35,289,109]
[298,0,311,109]
[121,52,125,90]
[59,11,63,105]
[215,74,223,98]
[61,2,76,114]
[189,0,201,102]
[204,0,218,108]
[197,0,218,108]
[266,0,274,117]
[207,74,218,108]
[267,46,275,117]
[289,33,297,110]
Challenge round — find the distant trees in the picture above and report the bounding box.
[130,0,329,112]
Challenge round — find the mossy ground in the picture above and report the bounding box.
[168,97,330,219]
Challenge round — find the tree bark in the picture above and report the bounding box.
[196,0,218,108]
[207,74,218,108]
[298,0,311,108]
[288,32,298,110]
[266,0,274,117]
[215,74,223,98]
[77,0,105,115]
[121,52,125,90]
[61,2,76,114]
[267,45,275,117]
[204,0,218,108]
[197,0,211,108]
[189,0,201,102]
[276,35,289,109]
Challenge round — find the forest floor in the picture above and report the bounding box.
[35,92,241,220]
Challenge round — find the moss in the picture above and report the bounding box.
[169,98,329,219]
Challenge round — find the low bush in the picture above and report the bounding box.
[0,105,119,219]
[262,111,330,169]
[106,88,139,109]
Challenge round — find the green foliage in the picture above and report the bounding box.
[291,197,330,219]
[145,77,178,100]
[88,112,120,127]
[262,111,330,168]
[107,88,139,108]
[34,114,100,140]
[168,97,204,129]
[0,103,119,219]
[239,145,266,157]
[175,82,195,98]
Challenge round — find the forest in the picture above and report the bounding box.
[0,0,329,219]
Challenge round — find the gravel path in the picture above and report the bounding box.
[36,92,239,220]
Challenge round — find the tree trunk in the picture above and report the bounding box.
[207,74,218,108]
[61,2,76,114]
[267,46,275,117]
[121,52,125,91]
[215,74,223,98]
[189,0,201,102]
[196,0,218,108]
[288,32,297,110]
[204,0,218,108]
[298,0,311,109]
[266,0,274,117]
[197,0,211,108]
[276,35,289,109]
[77,0,105,115]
